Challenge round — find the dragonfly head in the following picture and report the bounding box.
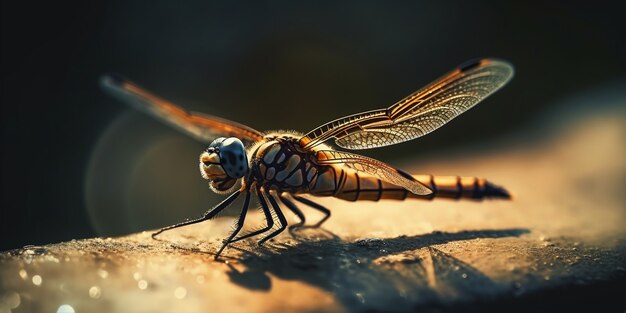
[199,137,248,192]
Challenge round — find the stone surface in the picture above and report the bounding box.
[1,97,625,313]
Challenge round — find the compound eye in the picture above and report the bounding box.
[218,137,248,178]
[208,137,226,149]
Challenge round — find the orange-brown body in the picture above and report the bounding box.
[249,133,508,202]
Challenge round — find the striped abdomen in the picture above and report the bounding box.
[309,166,510,201]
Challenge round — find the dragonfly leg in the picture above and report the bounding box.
[214,190,252,259]
[152,189,242,239]
[258,192,288,245]
[279,194,306,230]
[230,188,275,243]
[292,195,331,227]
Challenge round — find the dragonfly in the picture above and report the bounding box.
[101,58,514,259]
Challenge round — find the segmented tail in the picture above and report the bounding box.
[333,172,510,202]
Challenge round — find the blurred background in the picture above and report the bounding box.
[1,1,625,250]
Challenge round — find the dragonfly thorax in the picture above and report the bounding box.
[251,134,318,192]
[199,137,249,193]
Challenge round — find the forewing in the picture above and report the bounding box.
[316,150,432,195]
[101,75,264,144]
[301,59,514,150]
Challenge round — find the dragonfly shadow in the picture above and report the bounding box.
[226,228,529,311]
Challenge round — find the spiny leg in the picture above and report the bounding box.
[230,188,275,243]
[152,189,242,239]
[214,190,252,259]
[278,194,306,232]
[292,195,331,227]
[258,192,288,245]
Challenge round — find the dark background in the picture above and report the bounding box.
[1,1,625,251]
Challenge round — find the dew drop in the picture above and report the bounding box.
[57,304,75,313]
[89,286,102,299]
[195,275,205,284]
[174,287,187,299]
[18,269,28,280]
[32,275,42,286]
[138,280,148,290]
[133,272,142,280]
[97,269,108,279]
[461,273,468,279]
[3,291,21,309]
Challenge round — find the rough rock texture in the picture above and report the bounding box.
[1,104,625,313]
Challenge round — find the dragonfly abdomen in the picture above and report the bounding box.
[330,170,510,201]
[411,175,510,200]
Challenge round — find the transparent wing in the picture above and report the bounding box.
[101,75,264,144]
[316,150,432,195]
[300,58,514,150]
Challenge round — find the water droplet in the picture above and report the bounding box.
[453,266,460,271]
[356,259,361,264]
[195,275,205,284]
[544,275,550,281]
[89,286,102,299]
[57,304,75,313]
[461,273,468,279]
[138,280,148,290]
[133,272,142,280]
[174,286,187,299]
[97,269,108,279]
[3,291,21,309]
[32,275,42,286]
[18,269,28,280]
